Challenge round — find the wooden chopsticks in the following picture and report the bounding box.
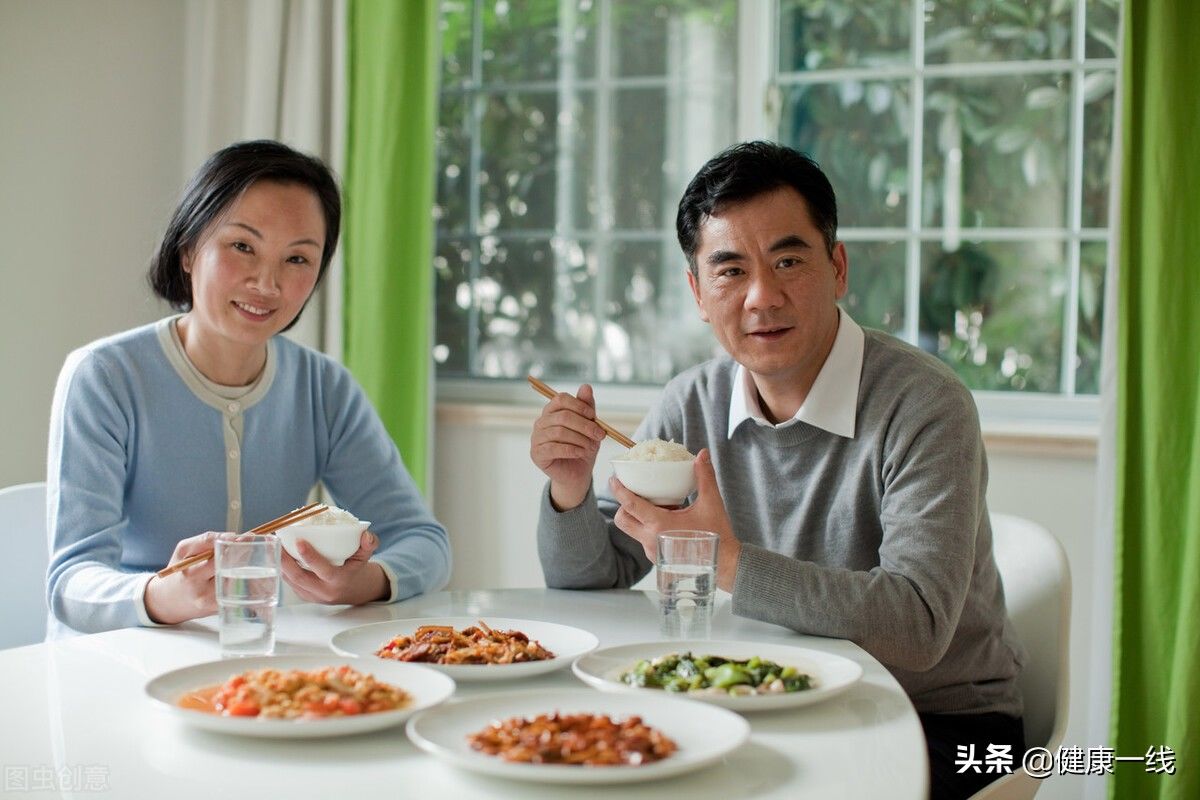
[526,375,636,449]
[154,502,327,578]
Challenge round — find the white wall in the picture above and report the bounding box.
[0,0,185,488]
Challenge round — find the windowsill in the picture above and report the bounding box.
[979,421,1097,457]
[435,397,1099,459]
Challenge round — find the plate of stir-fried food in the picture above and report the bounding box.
[572,640,863,711]
[145,655,455,737]
[330,617,599,681]
[405,688,749,784]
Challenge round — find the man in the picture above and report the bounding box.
[530,141,1026,799]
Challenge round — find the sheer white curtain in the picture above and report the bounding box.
[1084,12,1125,798]
[181,0,346,357]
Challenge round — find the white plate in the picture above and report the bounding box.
[145,655,455,738]
[572,640,863,712]
[406,688,749,784]
[330,617,599,682]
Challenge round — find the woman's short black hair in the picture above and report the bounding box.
[676,141,838,274]
[147,140,341,328]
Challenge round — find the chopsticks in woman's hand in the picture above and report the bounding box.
[526,375,636,449]
[154,502,327,579]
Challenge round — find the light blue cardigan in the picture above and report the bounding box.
[46,317,451,635]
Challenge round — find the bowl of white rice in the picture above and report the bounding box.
[611,439,697,506]
[276,505,370,567]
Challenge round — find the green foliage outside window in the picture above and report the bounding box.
[433,0,1118,399]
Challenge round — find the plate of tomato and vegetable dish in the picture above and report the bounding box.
[572,640,863,712]
[330,617,598,681]
[145,655,455,738]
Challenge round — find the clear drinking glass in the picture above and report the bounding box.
[214,533,281,657]
[656,531,719,639]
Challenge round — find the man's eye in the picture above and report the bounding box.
[717,267,743,278]
[777,258,799,269]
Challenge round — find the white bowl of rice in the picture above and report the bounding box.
[276,506,370,568]
[611,439,697,506]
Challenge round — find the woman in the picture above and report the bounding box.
[46,140,451,636]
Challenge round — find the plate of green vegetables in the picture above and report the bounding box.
[572,640,863,711]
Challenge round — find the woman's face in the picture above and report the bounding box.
[182,180,325,349]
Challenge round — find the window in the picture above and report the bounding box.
[433,0,1118,419]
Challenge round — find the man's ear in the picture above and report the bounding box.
[832,241,849,300]
[685,267,710,323]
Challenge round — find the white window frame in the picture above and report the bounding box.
[436,0,1113,434]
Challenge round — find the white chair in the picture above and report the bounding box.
[0,482,49,649]
[970,513,1071,800]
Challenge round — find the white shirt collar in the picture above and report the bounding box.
[727,307,865,439]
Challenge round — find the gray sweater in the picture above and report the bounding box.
[537,330,1025,717]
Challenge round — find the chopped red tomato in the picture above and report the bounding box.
[226,701,260,716]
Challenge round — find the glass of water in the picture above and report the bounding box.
[214,533,281,657]
[656,530,719,639]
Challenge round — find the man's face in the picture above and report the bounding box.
[686,186,848,386]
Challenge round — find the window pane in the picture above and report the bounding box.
[922,73,1070,228]
[480,0,597,82]
[613,0,736,78]
[478,91,580,231]
[779,80,910,228]
[919,240,1067,392]
[475,237,596,379]
[1076,240,1107,394]
[611,89,668,230]
[433,237,473,375]
[1081,70,1116,228]
[778,0,911,72]
[603,240,716,384]
[567,91,598,231]
[610,86,736,231]
[434,94,471,234]
[924,0,1072,64]
[1085,0,1120,59]
[842,241,907,334]
[439,1,474,87]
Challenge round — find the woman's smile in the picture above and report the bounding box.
[232,300,277,321]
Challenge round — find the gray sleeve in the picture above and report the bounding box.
[536,483,652,589]
[536,391,685,589]
[731,384,984,673]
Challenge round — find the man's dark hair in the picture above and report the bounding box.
[147,139,340,331]
[676,141,838,274]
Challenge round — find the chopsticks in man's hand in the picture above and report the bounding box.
[526,375,636,449]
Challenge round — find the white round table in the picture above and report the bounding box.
[0,589,928,799]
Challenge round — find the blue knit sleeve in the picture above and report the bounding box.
[316,362,451,602]
[45,349,160,634]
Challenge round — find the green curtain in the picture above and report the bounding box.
[344,0,439,493]
[1111,2,1200,797]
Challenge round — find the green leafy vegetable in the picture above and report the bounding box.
[619,652,813,696]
